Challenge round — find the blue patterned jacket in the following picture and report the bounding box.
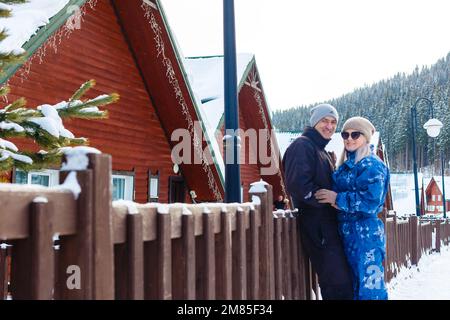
[333,151,390,222]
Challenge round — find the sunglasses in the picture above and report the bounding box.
[341,131,362,140]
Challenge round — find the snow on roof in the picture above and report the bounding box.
[276,130,380,159]
[183,54,254,132]
[183,54,254,180]
[0,0,69,54]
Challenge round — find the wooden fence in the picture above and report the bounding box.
[0,153,316,300]
[0,153,449,299]
[384,213,450,282]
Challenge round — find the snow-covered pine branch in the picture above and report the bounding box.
[0,80,119,171]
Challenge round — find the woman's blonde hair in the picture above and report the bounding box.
[337,142,372,168]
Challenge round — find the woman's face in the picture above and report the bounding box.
[342,129,367,152]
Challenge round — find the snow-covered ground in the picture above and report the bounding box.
[387,245,450,299]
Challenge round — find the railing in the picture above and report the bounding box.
[0,153,449,299]
[384,212,450,283]
[0,153,314,300]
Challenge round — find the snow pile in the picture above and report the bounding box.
[113,199,139,214]
[56,171,81,200]
[0,0,70,54]
[60,146,101,171]
[387,245,450,299]
[33,196,48,204]
[249,179,268,193]
[33,104,75,138]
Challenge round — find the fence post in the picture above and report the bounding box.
[248,206,259,300]
[29,201,55,299]
[10,200,55,300]
[57,169,94,299]
[232,208,247,300]
[410,216,419,266]
[0,245,8,299]
[126,213,144,300]
[435,220,441,253]
[88,154,115,299]
[249,180,274,299]
[216,209,232,299]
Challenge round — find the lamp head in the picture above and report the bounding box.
[423,118,443,138]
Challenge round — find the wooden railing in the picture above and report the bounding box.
[0,153,449,299]
[384,212,450,283]
[0,153,314,300]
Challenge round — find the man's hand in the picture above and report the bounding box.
[315,189,337,205]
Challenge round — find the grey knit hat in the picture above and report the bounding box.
[342,116,376,142]
[310,103,339,127]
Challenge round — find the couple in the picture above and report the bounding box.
[282,103,390,300]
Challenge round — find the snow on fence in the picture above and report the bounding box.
[384,213,450,283]
[0,153,312,300]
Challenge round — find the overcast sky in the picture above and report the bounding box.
[160,0,450,111]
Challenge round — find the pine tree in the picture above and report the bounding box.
[0,1,119,174]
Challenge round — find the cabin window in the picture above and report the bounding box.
[432,195,436,201]
[148,170,159,202]
[437,195,441,201]
[427,205,435,212]
[112,172,134,201]
[14,169,59,187]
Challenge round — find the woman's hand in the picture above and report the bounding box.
[315,189,337,205]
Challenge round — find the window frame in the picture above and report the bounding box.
[13,168,60,187]
[148,170,160,202]
[112,170,135,201]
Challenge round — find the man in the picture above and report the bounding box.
[282,103,353,300]
[273,195,287,210]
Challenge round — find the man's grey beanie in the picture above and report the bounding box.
[310,103,339,127]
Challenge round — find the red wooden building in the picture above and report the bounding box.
[1,0,286,203]
[422,177,450,215]
[184,55,287,201]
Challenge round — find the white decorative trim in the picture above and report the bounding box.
[247,67,287,197]
[142,1,223,201]
[142,0,158,10]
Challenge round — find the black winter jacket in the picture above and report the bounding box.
[282,126,336,216]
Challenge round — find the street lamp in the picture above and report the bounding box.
[410,97,443,217]
[441,151,447,219]
[223,0,241,203]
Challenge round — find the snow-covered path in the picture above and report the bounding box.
[387,245,450,299]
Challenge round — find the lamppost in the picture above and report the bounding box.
[410,97,443,216]
[441,151,447,218]
[223,0,241,202]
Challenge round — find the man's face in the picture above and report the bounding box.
[314,116,337,139]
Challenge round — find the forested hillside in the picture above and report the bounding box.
[272,52,450,172]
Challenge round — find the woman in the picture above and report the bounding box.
[314,117,390,300]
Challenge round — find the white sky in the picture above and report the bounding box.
[160,0,450,111]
